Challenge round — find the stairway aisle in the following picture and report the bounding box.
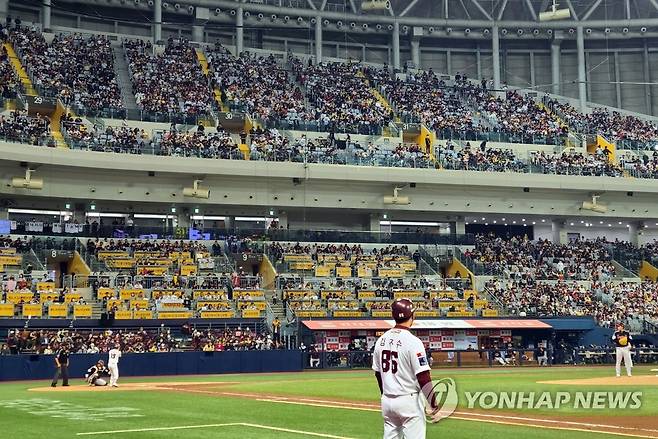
[112,44,139,112]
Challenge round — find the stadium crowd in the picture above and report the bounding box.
[125,38,211,117]
[466,234,616,281]
[10,28,123,113]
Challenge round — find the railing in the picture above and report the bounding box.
[454,247,501,276]
[302,349,550,370]
[435,128,569,147]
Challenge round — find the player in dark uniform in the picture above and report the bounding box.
[612,322,633,377]
[51,343,70,387]
[85,360,109,386]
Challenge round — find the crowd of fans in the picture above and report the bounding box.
[292,58,393,134]
[486,279,658,328]
[207,47,307,126]
[547,98,658,144]
[11,28,123,113]
[4,327,177,355]
[0,44,19,99]
[466,234,616,281]
[125,38,211,117]
[0,110,53,145]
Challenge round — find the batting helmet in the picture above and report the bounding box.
[391,298,415,323]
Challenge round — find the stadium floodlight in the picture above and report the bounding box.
[183,180,210,199]
[581,195,607,214]
[361,0,390,12]
[384,187,410,205]
[11,169,43,190]
[539,0,570,21]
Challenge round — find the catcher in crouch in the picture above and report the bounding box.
[85,360,109,386]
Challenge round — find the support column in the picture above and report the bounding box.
[236,7,244,55]
[42,0,52,32]
[455,218,466,236]
[644,40,653,115]
[446,49,452,75]
[392,21,400,71]
[492,25,501,90]
[628,222,640,247]
[224,216,235,232]
[153,0,162,43]
[410,39,420,69]
[529,51,536,88]
[576,26,587,112]
[0,0,7,24]
[614,51,622,108]
[369,213,382,232]
[177,213,191,229]
[314,15,322,64]
[191,7,209,43]
[0,207,8,221]
[551,39,561,95]
[192,25,204,43]
[551,220,565,244]
[476,45,482,80]
[276,212,288,229]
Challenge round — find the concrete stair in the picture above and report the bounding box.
[111,44,139,112]
[3,42,37,96]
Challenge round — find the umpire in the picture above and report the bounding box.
[51,343,70,387]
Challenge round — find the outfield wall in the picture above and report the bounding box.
[0,350,303,381]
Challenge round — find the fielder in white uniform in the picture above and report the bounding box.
[108,346,122,387]
[372,298,435,439]
[612,322,633,377]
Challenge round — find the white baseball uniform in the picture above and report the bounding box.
[372,327,431,439]
[108,348,122,387]
[612,331,633,377]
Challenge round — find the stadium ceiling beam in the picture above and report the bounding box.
[496,0,508,21]
[399,0,421,17]
[306,0,317,10]
[348,0,357,14]
[524,0,537,21]
[470,0,492,20]
[564,0,579,20]
[459,0,472,19]
[581,0,602,21]
[650,0,658,12]
[319,0,327,10]
[157,0,658,27]
[388,1,395,16]
[626,0,631,19]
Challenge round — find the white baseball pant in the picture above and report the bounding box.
[615,346,633,377]
[381,394,426,439]
[109,365,119,386]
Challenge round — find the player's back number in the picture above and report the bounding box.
[381,350,398,374]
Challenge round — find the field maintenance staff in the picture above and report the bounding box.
[51,343,70,387]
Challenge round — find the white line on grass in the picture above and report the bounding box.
[258,398,658,439]
[76,422,357,438]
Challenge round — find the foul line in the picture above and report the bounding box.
[259,398,658,439]
[76,422,356,438]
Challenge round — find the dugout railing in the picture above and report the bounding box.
[303,349,550,370]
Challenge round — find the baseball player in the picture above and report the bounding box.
[372,298,436,439]
[85,360,109,386]
[108,344,122,387]
[612,322,633,377]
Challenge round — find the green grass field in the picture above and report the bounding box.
[1,366,657,439]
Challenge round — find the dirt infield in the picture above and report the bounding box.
[28,382,233,392]
[537,376,658,386]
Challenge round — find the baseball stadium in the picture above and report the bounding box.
[2,0,658,437]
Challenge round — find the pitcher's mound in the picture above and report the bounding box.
[29,381,225,392]
[538,375,658,386]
